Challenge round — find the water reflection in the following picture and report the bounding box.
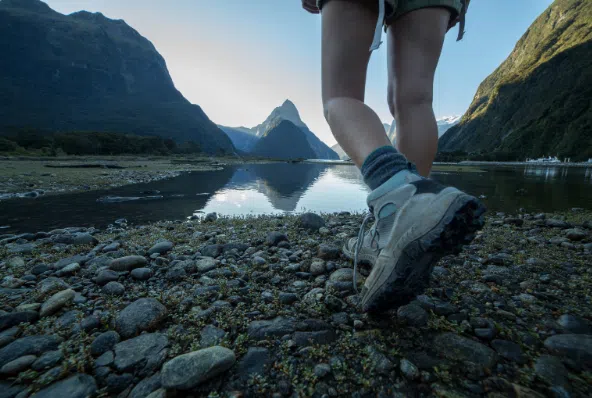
[0,164,591,234]
[523,166,569,180]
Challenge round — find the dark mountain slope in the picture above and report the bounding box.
[0,0,234,154]
[439,0,592,160]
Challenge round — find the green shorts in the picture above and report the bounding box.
[317,0,463,25]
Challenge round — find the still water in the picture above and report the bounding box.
[1,163,591,234]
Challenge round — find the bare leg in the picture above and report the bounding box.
[387,8,450,177]
[322,0,392,168]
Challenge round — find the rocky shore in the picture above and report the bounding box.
[0,157,240,200]
[0,209,591,397]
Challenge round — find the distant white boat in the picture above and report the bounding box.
[526,156,561,163]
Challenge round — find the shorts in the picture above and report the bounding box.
[317,0,463,26]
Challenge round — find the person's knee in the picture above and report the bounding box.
[392,83,433,114]
[323,97,350,125]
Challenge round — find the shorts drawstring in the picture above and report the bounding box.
[369,0,386,52]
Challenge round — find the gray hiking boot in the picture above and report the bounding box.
[350,170,486,313]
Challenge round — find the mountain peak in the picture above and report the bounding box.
[281,99,297,110]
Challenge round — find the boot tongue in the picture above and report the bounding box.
[367,169,419,204]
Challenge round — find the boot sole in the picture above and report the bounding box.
[361,193,486,313]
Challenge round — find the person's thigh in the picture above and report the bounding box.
[321,0,377,104]
[387,6,451,110]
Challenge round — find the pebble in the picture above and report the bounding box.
[115,298,168,338]
[40,289,75,317]
[557,314,591,334]
[196,257,217,273]
[534,355,568,387]
[544,334,592,367]
[314,363,332,378]
[102,281,125,296]
[0,311,39,331]
[200,325,226,347]
[400,358,420,380]
[317,244,340,260]
[236,347,271,380]
[310,259,326,276]
[31,374,97,398]
[130,267,152,280]
[95,270,119,286]
[0,335,62,368]
[397,304,428,327]
[491,339,526,364]
[161,346,236,390]
[113,333,169,375]
[55,262,80,276]
[564,228,586,241]
[91,331,120,357]
[31,350,63,371]
[110,255,147,272]
[0,354,36,375]
[298,213,325,231]
[266,232,288,246]
[148,241,174,255]
[433,333,497,370]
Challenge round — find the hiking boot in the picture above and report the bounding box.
[343,223,380,266]
[353,170,486,313]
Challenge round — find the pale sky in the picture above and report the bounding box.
[44,0,554,147]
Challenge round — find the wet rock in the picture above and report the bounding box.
[31,350,63,371]
[131,268,152,280]
[115,298,168,338]
[55,262,80,277]
[534,355,568,387]
[129,372,162,398]
[298,213,325,231]
[557,314,591,334]
[204,212,218,222]
[30,264,50,275]
[400,358,419,380]
[0,355,36,375]
[40,289,75,317]
[95,270,119,286]
[565,228,586,241]
[103,281,125,296]
[31,374,97,398]
[113,333,169,375]
[110,255,147,272]
[237,347,271,380]
[0,311,38,331]
[0,335,62,368]
[491,340,526,364]
[544,334,592,367]
[433,333,497,370]
[55,310,82,330]
[7,243,35,254]
[504,218,524,226]
[91,331,120,357]
[200,325,226,347]
[54,254,88,270]
[148,241,173,255]
[161,346,236,390]
[318,244,340,260]
[248,317,295,340]
[252,256,266,266]
[267,232,288,246]
[324,295,346,312]
[397,304,428,327]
